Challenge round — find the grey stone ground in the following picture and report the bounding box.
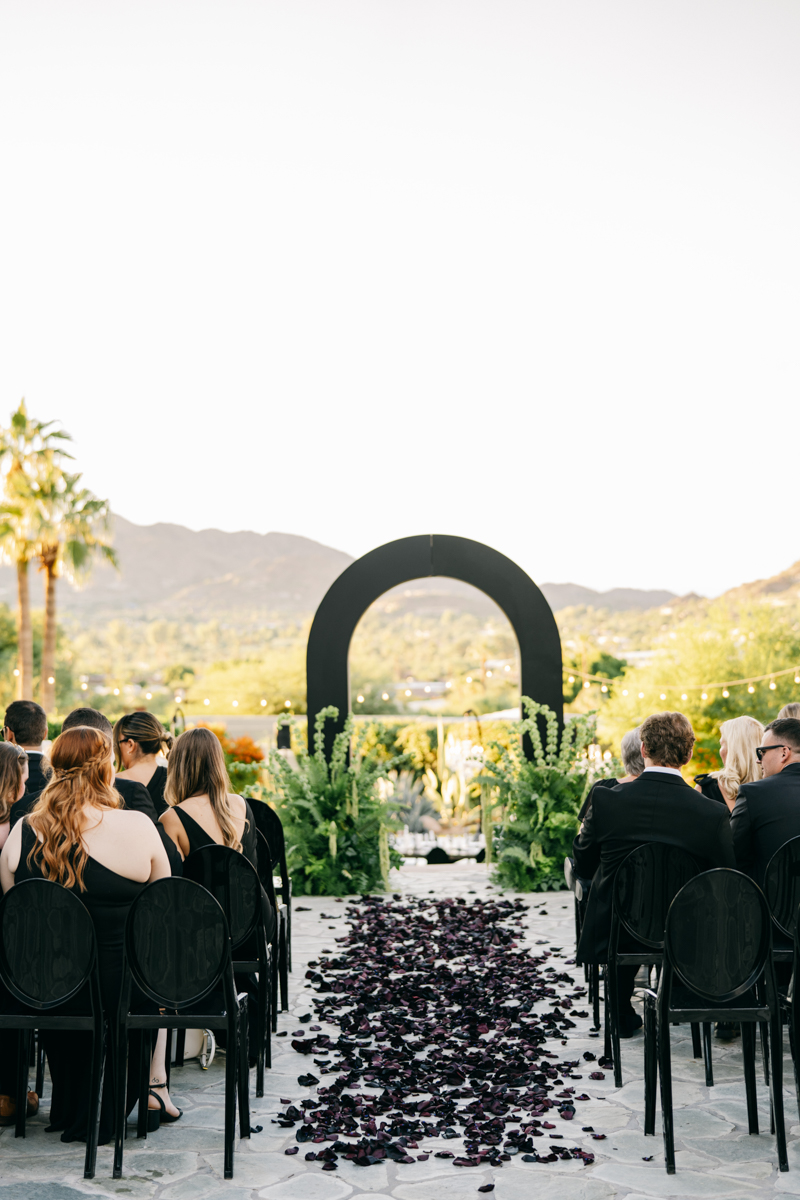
[1,861,798,1199]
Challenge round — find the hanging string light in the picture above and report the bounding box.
[564,663,800,698]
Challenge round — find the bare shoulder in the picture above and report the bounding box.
[229,793,247,816]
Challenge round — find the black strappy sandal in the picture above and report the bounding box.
[148,1080,183,1124]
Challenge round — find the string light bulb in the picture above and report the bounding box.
[748,686,755,694]
[638,692,645,699]
[769,680,777,690]
[203,698,210,705]
[600,684,608,693]
[660,693,667,700]
[260,699,267,706]
[81,682,88,691]
[232,699,239,707]
[583,681,591,690]
[357,695,365,703]
[701,692,708,700]
[622,689,628,696]
[382,693,389,701]
[466,676,473,684]
[567,675,575,684]
[795,675,800,685]
[284,700,291,708]
[681,693,688,701]
[723,689,730,698]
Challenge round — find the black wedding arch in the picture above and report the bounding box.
[306,534,563,760]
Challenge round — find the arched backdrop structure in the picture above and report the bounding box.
[306,534,563,760]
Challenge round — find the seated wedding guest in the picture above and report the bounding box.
[114,711,173,816]
[695,715,763,813]
[11,708,162,824]
[778,703,800,720]
[0,726,170,1144]
[731,717,800,886]
[159,726,258,866]
[573,711,735,1036]
[579,727,643,820]
[3,700,50,797]
[0,742,33,1125]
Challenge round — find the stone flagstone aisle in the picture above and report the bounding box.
[1,862,798,1200]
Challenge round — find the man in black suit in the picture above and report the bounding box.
[731,717,800,886]
[3,700,50,797]
[573,710,735,1034]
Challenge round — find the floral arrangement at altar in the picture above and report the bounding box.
[264,706,405,896]
[481,698,598,892]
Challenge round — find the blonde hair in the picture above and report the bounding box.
[27,726,119,891]
[778,703,800,721]
[165,727,243,853]
[113,711,173,769]
[714,715,764,802]
[0,743,27,823]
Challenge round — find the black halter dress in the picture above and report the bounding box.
[173,800,259,869]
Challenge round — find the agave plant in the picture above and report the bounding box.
[481,698,597,891]
[261,706,405,896]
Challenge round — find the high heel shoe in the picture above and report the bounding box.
[148,1082,182,1124]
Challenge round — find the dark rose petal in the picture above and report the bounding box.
[284,1147,298,1156]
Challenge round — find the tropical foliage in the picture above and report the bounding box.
[483,698,596,892]
[0,401,115,711]
[264,706,404,896]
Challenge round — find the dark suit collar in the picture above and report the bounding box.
[633,770,691,787]
[776,763,800,778]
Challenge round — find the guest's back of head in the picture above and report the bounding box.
[715,715,763,801]
[639,711,695,769]
[3,700,47,749]
[61,707,113,737]
[28,725,119,890]
[113,711,173,768]
[778,703,800,722]
[0,743,27,822]
[165,726,242,853]
[620,727,644,777]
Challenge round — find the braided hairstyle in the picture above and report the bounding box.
[27,726,119,891]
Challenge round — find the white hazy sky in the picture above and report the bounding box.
[1,1,798,598]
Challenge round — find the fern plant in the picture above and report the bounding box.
[481,698,596,892]
[263,707,405,896]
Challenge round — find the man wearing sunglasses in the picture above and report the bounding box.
[731,717,800,887]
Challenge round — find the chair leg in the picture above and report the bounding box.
[591,963,600,1031]
[644,996,657,1136]
[608,963,623,1088]
[279,920,289,1012]
[35,1034,45,1096]
[760,1020,770,1086]
[603,967,612,1060]
[788,1008,800,1122]
[84,1020,105,1179]
[265,960,272,1070]
[690,1022,702,1058]
[702,1022,714,1087]
[175,1028,186,1067]
[136,1028,150,1139]
[271,934,279,1034]
[769,1009,789,1172]
[113,1020,129,1178]
[256,963,267,1098]
[224,1019,237,1178]
[14,1029,30,1139]
[657,1012,675,1174]
[741,1022,759,1135]
[237,1003,251,1140]
[165,1029,172,1092]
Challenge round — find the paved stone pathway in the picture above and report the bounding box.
[1,862,798,1199]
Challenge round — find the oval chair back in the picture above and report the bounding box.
[0,877,97,1009]
[255,829,279,908]
[125,876,231,1010]
[251,802,286,875]
[665,869,771,1003]
[763,835,800,942]
[614,842,701,948]
[182,844,263,951]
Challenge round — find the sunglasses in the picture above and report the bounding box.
[755,744,787,762]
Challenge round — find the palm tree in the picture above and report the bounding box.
[0,401,72,701]
[36,472,117,713]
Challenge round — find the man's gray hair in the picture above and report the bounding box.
[621,727,644,777]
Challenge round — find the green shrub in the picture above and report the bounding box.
[482,698,596,892]
[263,706,404,896]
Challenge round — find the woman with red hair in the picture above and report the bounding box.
[0,724,170,1144]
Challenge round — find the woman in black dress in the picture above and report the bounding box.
[114,711,173,816]
[0,726,170,1144]
[159,727,258,867]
